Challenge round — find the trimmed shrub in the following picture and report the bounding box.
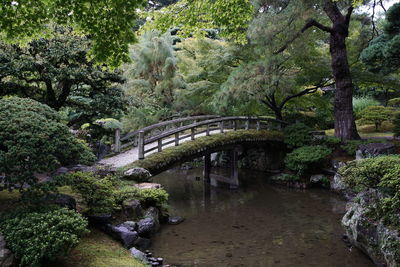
[353,96,380,118]
[388,97,400,107]
[285,145,332,178]
[283,122,312,148]
[0,97,95,195]
[0,207,89,267]
[359,105,395,131]
[116,186,169,208]
[65,172,116,215]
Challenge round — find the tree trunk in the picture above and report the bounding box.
[273,108,283,121]
[324,3,360,140]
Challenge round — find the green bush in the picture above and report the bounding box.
[65,172,116,214]
[116,186,169,207]
[283,122,312,148]
[388,97,400,107]
[0,207,89,267]
[0,97,96,197]
[340,156,400,226]
[285,145,332,178]
[359,105,395,131]
[341,139,387,156]
[353,96,380,118]
[313,136,341,148]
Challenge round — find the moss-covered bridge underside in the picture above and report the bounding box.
[122,130,285,175]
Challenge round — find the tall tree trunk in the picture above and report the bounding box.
[324,2,360,140]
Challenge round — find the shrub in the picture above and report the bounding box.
[353,96,380,118]
[340,156,400,226]
[359,105,395,131]
[313,136,341,148]
[388,97,400,107]
[115,186,169,207]
[0,97,96,196]
[283,122,312,148]
[285,145,332,178]
[0,207,89,267]
[65,172,116,214]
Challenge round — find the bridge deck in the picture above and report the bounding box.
[99,129,225,168]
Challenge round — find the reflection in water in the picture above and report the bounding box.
[151,168,373,267]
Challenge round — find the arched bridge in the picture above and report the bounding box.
[99,115,286,169]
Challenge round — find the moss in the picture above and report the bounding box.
[52,229,145,267]
[123,130,283,174]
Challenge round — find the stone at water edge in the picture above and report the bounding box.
[105,224,139,248]
[133,237,151,251]
[137,217,159,238]
[122,199,144,220]
[0,234,14,267]
[356,143,395,160]
[168,216,185,225]
[129,247,149,264]
[124,167,152,182]
[134,183,162,189]
[121,221,138,232]
[309,174,326,184]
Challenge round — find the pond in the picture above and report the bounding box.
[151,167,374,267]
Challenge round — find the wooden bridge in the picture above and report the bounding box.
[100,115,285,168]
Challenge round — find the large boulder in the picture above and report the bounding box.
[137,218,159,238]
[45,193,76,210]
[122,199,144,220]
[330,160,348,193]
[123,167,152,182]
[356,143,395,160]
[0,234,14,267]
[129,247,149,264]
[134,183,161,190]
[105,224,139,248]
[342,189,400,267]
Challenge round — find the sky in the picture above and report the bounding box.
[357,0,399,16]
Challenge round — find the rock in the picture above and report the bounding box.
[54,167,69,176]
[137,217,159,238]
[342,189,400,267]
[54,165,117,177]
[105,224,139,248]
[134,183,161,190]
[133,237,151,250]
[168,216,185,225]
[46,193,76,210]
[123,199,144,220]
[330,161,348,193]
[356,143,395,160]
[121,221,138,232]
[0,234,14,267]
[310,174,327,184]
[124,167,152,182]
[129,247,149,264]
[86,213,112,227]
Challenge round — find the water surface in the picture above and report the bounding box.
[151,168,373,267]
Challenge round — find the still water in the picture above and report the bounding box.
[151,168,374,267]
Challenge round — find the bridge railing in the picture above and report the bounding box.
[114,116,286,160]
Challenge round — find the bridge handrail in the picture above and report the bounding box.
[120,115,220,142]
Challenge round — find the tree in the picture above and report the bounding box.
[0,29,126,127]
[145,0,380,139]
[0,97,96,192]
[361,3,400,74]
[359,105,395,131]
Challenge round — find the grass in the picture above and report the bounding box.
[122,129,284,174]
[325,121,395,139]
[53,229,145,267]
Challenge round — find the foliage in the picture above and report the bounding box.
[126,130,283,174]
[313,136,341,148]
[0,206,89,267]
[388,97,400,107]
[340,156,400,226]
[394,113,400,137]
[284,145,332,178]
[0,0,147,66]
[0,29,126,127]
[340,139,387,156]
[142,0,254,44]
[352,96,380,118]
[359,105,396,131]
[360,3,400,74]
[283,123,312,148]
[0,97,95,195]
[116,186,169,207]
[65,172,116,215]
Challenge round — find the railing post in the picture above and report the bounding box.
[245,119,250,130]
[114,129,121,153]
[191,127,195,140]
[206,124,210,136]
[158,139,162,152]
[220,121,224,133]
[138,131,145,160]
[256,121,260,131]
[175,132,179,146]
[233,120,237,131]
